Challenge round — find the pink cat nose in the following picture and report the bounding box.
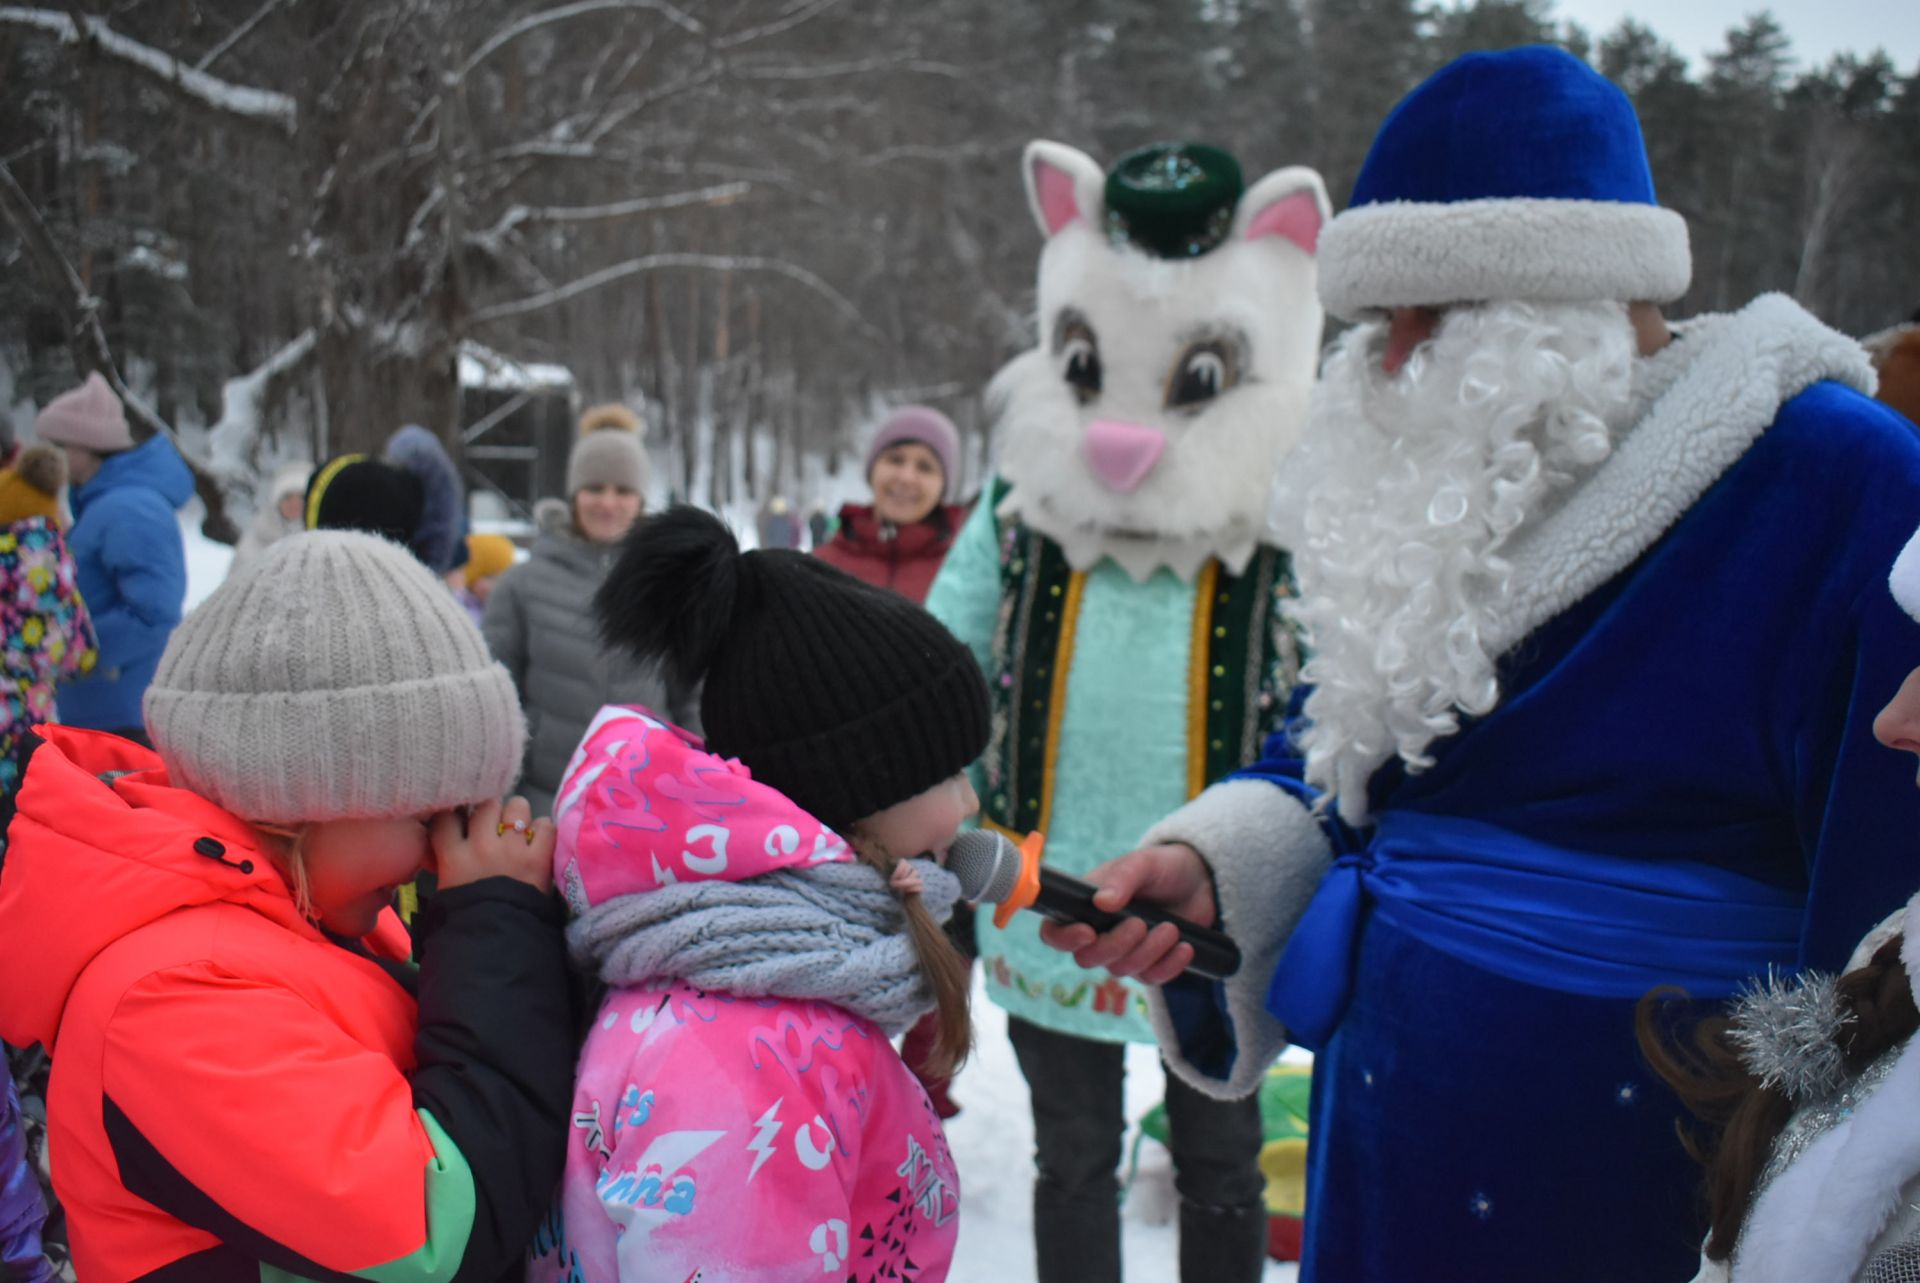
[1083,419,1166,494]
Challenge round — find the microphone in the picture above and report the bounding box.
[947,828,1240,980]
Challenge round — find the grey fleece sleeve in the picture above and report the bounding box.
[1138,778,1332,1099]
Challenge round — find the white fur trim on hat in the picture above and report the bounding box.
[1890,526,1920,623]
[1903,889,1920,996]
[1317,197,1692,322]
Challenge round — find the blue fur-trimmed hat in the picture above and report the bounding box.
[1318,46,1691,322]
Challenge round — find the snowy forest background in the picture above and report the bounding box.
[2,0,1916,536]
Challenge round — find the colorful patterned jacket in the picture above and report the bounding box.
[0,517,96,794]
[534,707,960,1282]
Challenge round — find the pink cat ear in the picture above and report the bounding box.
[1236,168,1332,256]
[1033,162,1081,235]
[1023,141,1104,239]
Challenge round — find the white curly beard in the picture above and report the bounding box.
[1271,300,1639,823]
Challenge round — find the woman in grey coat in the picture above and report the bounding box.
[483,404,698,814]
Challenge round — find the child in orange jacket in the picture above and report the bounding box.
[0,530,573,1283]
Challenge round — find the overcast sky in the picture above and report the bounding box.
[1547,0,1920,73]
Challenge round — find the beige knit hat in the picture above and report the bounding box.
[144,530,527,823]
[567,403,649,495]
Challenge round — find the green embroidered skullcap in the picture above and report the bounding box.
[1103,142,1245,259]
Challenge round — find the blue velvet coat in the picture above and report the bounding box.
[1160,306,1920,1281]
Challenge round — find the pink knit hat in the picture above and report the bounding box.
[865,405,959,501]
[34,373,133,453]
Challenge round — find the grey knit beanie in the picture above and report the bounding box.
[144,530,527,823]
[567,407,649,496]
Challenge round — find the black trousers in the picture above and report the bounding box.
[1008,1015,1268,1283]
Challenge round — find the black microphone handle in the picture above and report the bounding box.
[1033,866,1241,980]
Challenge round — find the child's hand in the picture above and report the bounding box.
[431,797,553,894]
[889,861,925,896]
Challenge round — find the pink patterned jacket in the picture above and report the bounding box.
[530,706,960,1283]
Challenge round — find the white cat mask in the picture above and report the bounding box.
[993,140,1329,582]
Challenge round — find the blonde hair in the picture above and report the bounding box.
[849,832,973,1080]
[250,822,316,922]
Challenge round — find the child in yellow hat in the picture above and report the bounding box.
[0,444,97,801]
[454,532,516,627]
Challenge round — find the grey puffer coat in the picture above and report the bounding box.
[482,501,699,814]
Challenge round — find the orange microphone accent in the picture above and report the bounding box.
[992,830,1048,930]
[950,828,1242,980]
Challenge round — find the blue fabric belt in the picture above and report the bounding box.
[1265,810,1806,1050]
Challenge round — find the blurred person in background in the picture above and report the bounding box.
[815,405,967,603]
[227,460,312,580]
[484,403,698,814]
[32,374,188,744]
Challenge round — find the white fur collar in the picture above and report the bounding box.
[1733,1038,1920,1282]
[1488,294,1875,656]
[994,486,1267,582]
[1728,890,1920,1281]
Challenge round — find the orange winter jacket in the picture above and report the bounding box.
[0,727,574,1283]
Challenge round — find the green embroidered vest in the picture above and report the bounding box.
[977,481,1300,839]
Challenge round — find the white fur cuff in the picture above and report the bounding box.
[1318,197,1691,322]
[1139,777,1333,1099]
[1890,527,1920,624]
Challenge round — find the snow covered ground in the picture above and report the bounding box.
[946,975,1301,1282]
[182,504,236,609]
[180,511,1303,1282]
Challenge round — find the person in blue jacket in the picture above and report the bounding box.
[33,374,190,740]
[1037,47,1920,1282]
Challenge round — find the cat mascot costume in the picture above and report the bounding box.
[926,139,1328,1283]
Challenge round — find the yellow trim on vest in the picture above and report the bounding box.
[1187,560,1220,800]
[305,452,367,531]
[980,816,1024,844]
[1037,571,1087,835]
[396,880,420,925]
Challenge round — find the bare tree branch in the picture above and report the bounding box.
[714,0,844,49]
[0,6,296,131]
[471,252,876,336]
[193,0,293,72]
[459,0,703,80]
[731,54,966,82]
[473,180,750,249]
[0,161,240,541]
[481,59,723,162]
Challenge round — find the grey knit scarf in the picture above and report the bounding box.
[567,858,962,1037]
